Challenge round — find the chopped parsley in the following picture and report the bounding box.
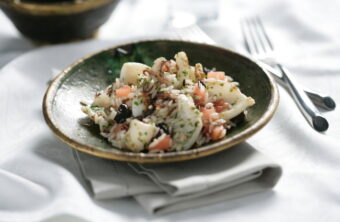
[188,129,195,135]
[182,70,188,76]
[90,105,102,111]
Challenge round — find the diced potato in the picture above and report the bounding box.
[132,96,146,117]
[124,119,156,152]
[171,94,203,150]
[205,79,255,120]
[175,52,196,86]
[120,62,150,85]
[205,79,242,104]
[92,93,111,107]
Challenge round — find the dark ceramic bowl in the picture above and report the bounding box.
[43,39,279,163]
[0,0,120,43]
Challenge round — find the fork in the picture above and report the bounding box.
[241,17,329,132]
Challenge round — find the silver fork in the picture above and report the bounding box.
[242,17,329,132]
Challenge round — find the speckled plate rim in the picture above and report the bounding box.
[43,38,279,163]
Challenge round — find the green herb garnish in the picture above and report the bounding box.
[182,70,188,76]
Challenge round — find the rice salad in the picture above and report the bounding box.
[81,51,255,153]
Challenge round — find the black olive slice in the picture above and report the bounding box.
[114,104,132,123]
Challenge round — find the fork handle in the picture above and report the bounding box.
[257,61,336,110]
[303,90,336,111]
[274,75,336,110]
[277,65,329,132]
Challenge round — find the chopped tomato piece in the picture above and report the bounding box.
[116,86,132,98]
[193,83,207,105]
[213,99,231,113]
[148,135,172,151]
[207,71,225,80]
[211,125,226,141]
[161,61,170,72]
[201,106,224,137]
[200,107,218,122]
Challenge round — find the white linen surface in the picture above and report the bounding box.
[1,0,340,221]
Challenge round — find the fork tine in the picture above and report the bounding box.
[243,16,274,58]
[255,16,274,50]
[241,19,258,55]
[251,16,274,54]
[248,18,266,54]
[241,19,251,53]
[247,18,264,54]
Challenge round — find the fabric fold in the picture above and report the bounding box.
[135,166,281,215]
[128,143,279,196]
[75,142,282,214]
[74,151,162,199]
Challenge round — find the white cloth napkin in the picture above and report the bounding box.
[75,143,282,215]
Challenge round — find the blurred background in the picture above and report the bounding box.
[1,0,340,78]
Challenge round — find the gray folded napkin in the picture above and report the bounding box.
[74,143,282,215]
[73,151,162,199]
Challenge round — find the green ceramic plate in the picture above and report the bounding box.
[43,39,279,163]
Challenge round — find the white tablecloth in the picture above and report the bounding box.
[1,0,340,221]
